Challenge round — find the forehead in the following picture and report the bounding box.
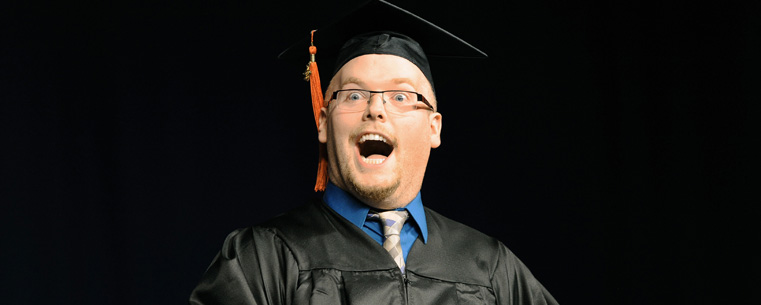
[334,54,429,88]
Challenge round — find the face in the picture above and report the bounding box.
[318,54,442,209]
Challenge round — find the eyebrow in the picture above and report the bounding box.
[341,77,366,88]
[391,78,416,86]
[341,77,417,88]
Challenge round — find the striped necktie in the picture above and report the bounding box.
[368,210,410,273]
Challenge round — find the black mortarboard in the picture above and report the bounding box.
[278,0,487,91]
[280,0,487,191]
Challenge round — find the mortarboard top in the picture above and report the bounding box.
[278,0,488,92]
[279,0,487,192]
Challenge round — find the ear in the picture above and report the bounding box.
[429,112,442,148]
[318,107,328,144]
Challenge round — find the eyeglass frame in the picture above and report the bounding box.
[328,89,436,112]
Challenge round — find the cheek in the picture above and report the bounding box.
[327,114,357,148]
[398,121,433,158]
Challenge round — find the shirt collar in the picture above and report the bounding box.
[323,182,428,243]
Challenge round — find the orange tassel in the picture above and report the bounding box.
[308,60,322,128]
[307,30,328,192]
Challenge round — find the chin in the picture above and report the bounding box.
[346,175,401,206]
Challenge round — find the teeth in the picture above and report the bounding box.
[359,133,388,144]
[361,156,386,164]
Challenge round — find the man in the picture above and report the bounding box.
[190,1,557,304]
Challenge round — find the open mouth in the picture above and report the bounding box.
[357,133,394,165]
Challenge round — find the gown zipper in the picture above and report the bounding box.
[402,272,410,304]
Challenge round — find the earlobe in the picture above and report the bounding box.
[318,107,328,144]
[430,112,442,148]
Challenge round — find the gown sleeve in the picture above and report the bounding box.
[491,242,559,305]
[189,227,299,305]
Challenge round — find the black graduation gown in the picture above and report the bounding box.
[190,200,558,305]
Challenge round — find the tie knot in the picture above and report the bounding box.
[369,210,409,236]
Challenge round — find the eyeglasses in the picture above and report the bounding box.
[329,89,435,113]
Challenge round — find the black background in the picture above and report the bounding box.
[2,1,758,304]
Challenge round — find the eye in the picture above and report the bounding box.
[348,92,363,101]
[391,93,409,103]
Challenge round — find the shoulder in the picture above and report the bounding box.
[237,200,381,270]
[256,199,335,240]
[215,225,292,262]
[217,201,326,256]
[215,200,329,259]
[424,207,504,252]
[424,207,529,272]
[408,207,512,286]
[418,207,557,302]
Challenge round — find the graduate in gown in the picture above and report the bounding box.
[190,1,558,304]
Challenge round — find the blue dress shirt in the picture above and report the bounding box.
[323,182,428,262]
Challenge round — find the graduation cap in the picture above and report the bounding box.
[279,0,487,191]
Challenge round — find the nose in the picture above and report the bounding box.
[364,92,387,121]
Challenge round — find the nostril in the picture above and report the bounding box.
[366,112,384,120]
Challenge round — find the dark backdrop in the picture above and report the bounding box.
[2,1,758,304]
